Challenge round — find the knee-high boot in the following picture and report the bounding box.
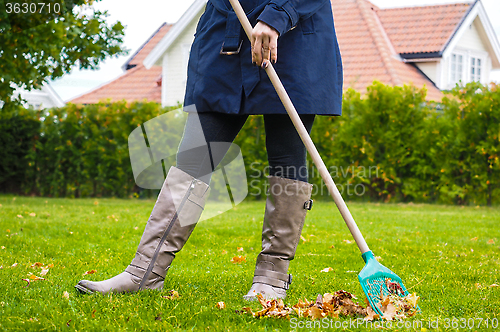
[244,176,313,300]
[75,167,210,294]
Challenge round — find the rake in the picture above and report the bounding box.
[228,0,415,315]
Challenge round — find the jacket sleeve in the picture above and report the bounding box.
[256,0,330,36]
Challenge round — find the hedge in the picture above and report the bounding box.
[0,82,498,205]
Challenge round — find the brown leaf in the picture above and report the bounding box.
[29,213,36,217]
[470,237,478,241]
[31,262,43,268]
[320,267,333,273]
[83,270,97,276]
[487,239,495,244]
[29,274,44,281]
[162,290,179,300]
[323,293,334,304]
[221,250,227,255]
[309,306,325,320]
[230,256,246,264]
[40,267,49,276]
[381,303,397,321]
[364,306,380,321]
[17,215,23,218]
[490,284,499,288]
[237,247,244,252]
[216,302,226,309]
[11,263,17,268]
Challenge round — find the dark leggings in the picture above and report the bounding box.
[176,112,315,184]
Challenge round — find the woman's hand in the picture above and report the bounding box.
[251,21,279,68]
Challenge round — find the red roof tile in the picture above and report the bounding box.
[333,0,447,100]
[377,2,472,55]
[70,23,172,104]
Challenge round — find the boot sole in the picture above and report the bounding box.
[74,284,94,294]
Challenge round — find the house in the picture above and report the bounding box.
[144,0,500,104]
[73,0,500,106]
[70,23,172,104]
[8,83,65,109]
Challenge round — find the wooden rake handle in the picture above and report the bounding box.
[227,0,370,254]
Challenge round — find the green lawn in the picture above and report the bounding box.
[0,195,499,331]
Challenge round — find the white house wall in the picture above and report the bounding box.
[456,18,488,53]
[415,62,438,84]
[163,13,202,107]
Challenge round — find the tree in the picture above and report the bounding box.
[0,0,126,107]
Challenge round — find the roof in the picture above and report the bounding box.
[70,23,172,104]
[333,0,446,100]
[377,1,474,55]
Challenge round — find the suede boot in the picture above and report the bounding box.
[244,176,313,300]
[75,167,209,294]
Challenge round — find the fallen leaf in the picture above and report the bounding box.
[343,239,353,244]
[470,237,478,241]
[40,267,49,276]
[83,270,97,276]
[490,284,499,287]
[162,289,179,300]
[6,229,10,233]
[62,291,70,299]
[231,256,246,264]
[29,213,36,217]
[1,246,5,249]
[237,247,244,252]
[329,245,335,249]
[364,306,380,321]
[66,320,71,327]
[11,263,18,268]
[30,275,44,281]
[381,303,397,321]
[93,201,99,205]
[487,239,495,244]
[300,235,307,242]
[134,227,139,230]
[154,313,162,321]
[375,256,383,261]
[320,267,333,273]
[216,302,226,309]
[221,250,227,255]
[31,262,43,268]
[47,263,54,268]
[17,215,23,218]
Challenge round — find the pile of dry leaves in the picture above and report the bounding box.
[240,287,419,322]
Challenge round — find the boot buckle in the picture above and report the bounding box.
[284,274,292,289]
[303,199,313,210]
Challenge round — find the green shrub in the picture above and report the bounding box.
[1,82,499,205]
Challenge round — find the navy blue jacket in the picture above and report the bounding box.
[184,0,343,115]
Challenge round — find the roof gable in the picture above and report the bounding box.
[122,23,172,71]
[377,2,473,56]
[333,0,443,100]
[70,23,169,104]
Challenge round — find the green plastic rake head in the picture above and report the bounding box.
[359,251,416,316]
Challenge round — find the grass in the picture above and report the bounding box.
[0,194,499,331]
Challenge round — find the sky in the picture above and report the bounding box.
[51,0,500,101]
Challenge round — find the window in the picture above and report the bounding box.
[470,57,482,82]
[450,53,463,84]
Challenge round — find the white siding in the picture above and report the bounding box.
[456,18,488,53]
[415,62,438,83]
[163,14,202,107]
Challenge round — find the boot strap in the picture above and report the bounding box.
[126,263,167,279]
[252,274,292,290]
[254,268,290,282]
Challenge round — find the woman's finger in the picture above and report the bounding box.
[269,36,278,64]
[252,32,262,66]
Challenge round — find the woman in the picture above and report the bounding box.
[76,0,343,300]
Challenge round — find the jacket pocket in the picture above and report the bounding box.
[300,16,315,35]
